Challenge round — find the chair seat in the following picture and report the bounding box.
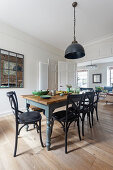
[52,110,78,122]
[19,111,41,124]
[69,106,89,113]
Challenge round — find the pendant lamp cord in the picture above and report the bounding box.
[73,6,76,42]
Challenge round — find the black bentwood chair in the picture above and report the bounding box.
[91,91,99,125]
[51,94,83,154]
[80,92,95,136]
[7,91,44,157]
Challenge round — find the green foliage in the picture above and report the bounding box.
[95,86,103,91]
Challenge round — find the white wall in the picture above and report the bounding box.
[0,21,64,115]
[77,62,113,89]
[1,21,113,115]
[88,62,113,88]
[39,62,48,90]
[77,35,113,63]
[48,58,58,90]
[76,35,113,89]
[58,61,77,91]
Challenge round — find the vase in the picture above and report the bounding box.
[67,87,70,92]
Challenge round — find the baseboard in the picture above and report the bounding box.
[0,107,25,117]
[0,111,12,117]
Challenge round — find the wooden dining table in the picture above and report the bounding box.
[21,94,68,151]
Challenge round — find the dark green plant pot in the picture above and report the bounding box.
[32,90,49,96]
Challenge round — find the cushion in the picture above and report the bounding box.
[104,86,112,92]
[52,110,66,120]
[19,111,41,124]
[52,110,78,122]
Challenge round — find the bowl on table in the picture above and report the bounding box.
[32,90,49,96]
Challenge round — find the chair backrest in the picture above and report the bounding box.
[94,91,99,103]
[84,92,95,107]
[66,94,84,121]
[7,91,19,120]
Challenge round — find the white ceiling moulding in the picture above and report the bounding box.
[77,56,113,67]
[84,33,113,47]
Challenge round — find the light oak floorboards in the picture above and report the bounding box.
[0,102,113,170]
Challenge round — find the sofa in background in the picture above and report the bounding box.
[95,86,113,93]
[80,88,94,91]
[104,86,113,93]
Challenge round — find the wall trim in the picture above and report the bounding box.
[84,33,113,47]
[0,111,12,117]
[0,107,25,117]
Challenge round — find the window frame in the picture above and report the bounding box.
[109,67,113,86]
[0,48,24,88]
[77,69,88,88]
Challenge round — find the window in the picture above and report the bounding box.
[107,66,113,86]
[77,70,88,87]
[0,49,24,88]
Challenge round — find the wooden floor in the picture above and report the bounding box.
[0,102,113,170]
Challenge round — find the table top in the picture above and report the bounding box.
[21,94,68,105]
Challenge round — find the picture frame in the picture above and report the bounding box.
[93,74,102,83]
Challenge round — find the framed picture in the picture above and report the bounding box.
[93,74,102,83]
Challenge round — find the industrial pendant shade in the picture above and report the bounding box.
[65,2,85,59]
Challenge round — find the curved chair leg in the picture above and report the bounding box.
[77,119,81,141]
[88,113,92,128]
[65,122,68,154]
[33,124,36,129]
[91,111,94,126]
[81,114,85,136]
[95,106,99,121]
[18,124,26,135]
[14,124,18,157]
[36,123,39,133]
[82,120,84,136]
[63,122,65,132]
[39,120,44,147]
[43,110,45,115]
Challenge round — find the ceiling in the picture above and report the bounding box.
[77,57,113,67]
[0,0,113,51]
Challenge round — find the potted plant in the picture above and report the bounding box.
[66,84,72,93]
[95,86,103,92]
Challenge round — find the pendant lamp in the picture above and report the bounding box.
[65,2,85,59]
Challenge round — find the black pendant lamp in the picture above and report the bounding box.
[65,2,85,59]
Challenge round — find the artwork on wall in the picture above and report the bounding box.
[93,74,102,83]
[0,48,24,88]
